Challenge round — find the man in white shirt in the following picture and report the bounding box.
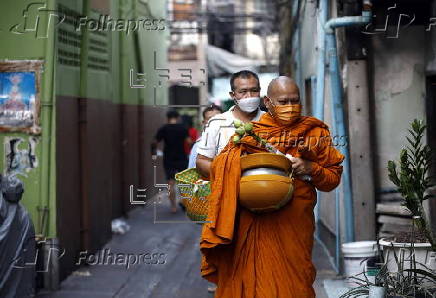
[188,104,223,169]
[196,70,265,178]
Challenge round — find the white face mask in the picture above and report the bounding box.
[235,97,260,113]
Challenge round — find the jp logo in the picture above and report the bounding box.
[10,2,65,39]
[362,4,415,39]
[12,237,65,272]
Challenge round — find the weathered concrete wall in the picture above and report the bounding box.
[292,0,431,253]
[425,2,436,75]
[371,27,427,190]
[298,0,318,84]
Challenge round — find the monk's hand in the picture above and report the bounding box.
[287,156,313,176]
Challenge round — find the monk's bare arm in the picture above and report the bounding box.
[196,154,213,179]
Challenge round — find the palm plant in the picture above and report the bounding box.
[387,119,436,250]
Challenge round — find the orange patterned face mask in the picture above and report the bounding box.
[268,102,302,126]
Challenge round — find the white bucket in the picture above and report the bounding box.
[342,241,378,287]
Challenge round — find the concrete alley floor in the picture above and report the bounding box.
[37,195,337,298]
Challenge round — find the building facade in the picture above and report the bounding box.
[0,0,168,286]
[289,0,436,271]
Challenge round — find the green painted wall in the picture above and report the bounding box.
[0,0,168,239]
[118,0,169,106]
[119,0,141,106]
[56,0,83,98]
[136,0,169,106]
[56,0,168,105]
[0,0,57,237]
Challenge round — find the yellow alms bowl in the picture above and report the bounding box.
[239,153,294,213]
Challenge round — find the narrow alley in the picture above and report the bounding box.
[36,196,335,298]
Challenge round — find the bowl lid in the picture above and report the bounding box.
[240,153,292,172]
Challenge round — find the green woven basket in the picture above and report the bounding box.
[175,168,211,222]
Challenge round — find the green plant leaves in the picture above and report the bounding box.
[341,240,436,297]
[388,160,400,187]
[404,268,436,282]
[386,119,436,248]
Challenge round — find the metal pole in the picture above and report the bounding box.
[326,32,355,243]
[314,0,328,121]
[314,0,328,238]
[43,238,60,291]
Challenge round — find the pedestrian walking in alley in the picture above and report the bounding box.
[200,76,345,297]
[196,70,265,178]
[182,115,199,155]
[195,70,265,293]
[152,110,192,213]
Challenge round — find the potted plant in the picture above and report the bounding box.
[341,119,436,297]
[382,119,436,273]
[340,241,436,297]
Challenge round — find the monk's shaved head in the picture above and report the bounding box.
[264,76,301,107]
[267,76,300,97]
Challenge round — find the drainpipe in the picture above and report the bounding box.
[38,0,58,290]
[39,0,56,238]
[79,0,90,251]
[324,1,372,243]
[314,0,328,240]
[291,1,303,92]
[314,0,328,120]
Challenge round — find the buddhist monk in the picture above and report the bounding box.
[200,76,345,297]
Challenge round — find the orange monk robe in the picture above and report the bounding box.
[200,113,345,298]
